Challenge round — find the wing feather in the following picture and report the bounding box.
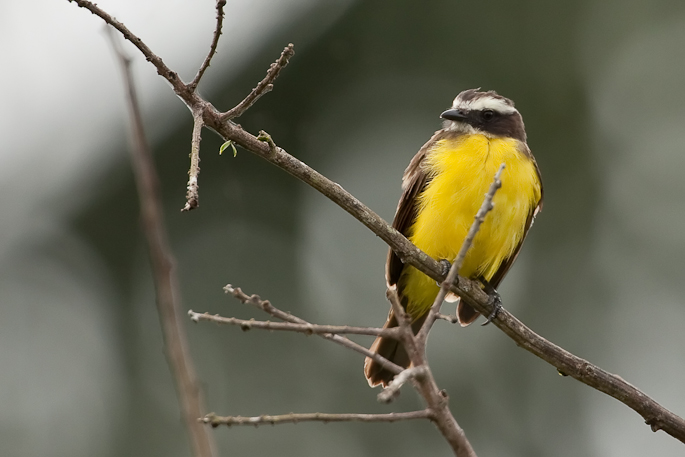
[385,130,458,287]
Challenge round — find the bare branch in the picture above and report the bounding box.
[222,285,405,376]
[222,44,295,120]
[201,410,433,427]
[414,375,477,456]
[386,286,420,366]
[182,110,203,211]
[70,0,192,101]
[189,0,226,91]
[188,310,401,338]
[383,288,477,456]
[377,366,427,403]
[218,284,476,454]
[417,163,504,345]
[207,114,448,285]
[212,285,474,454]
[106,29,216,457]
[436,313,459,324]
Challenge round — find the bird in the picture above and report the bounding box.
[364,89,543,387]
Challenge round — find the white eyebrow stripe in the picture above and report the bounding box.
[453,96,517,114]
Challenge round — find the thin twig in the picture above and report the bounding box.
[188,310,400,338]
[201,410,433,427]
[386,286,419,365]
[436,314,460,324]
[182,109,204,211]
[70,1,192,100]
[189,0,226,91]
[222,285,404,376]
[218,284,475,455]
[222,44,295,120]
[378,366,427,403]
[106,29,216,457]
[416,163,504,345]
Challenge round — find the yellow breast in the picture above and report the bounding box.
[400,134,541,317]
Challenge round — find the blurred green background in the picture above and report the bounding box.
[3,0,685,455]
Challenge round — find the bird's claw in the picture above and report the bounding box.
[479,277,502,326]
[481,292,502,326]
[437,259,453,286]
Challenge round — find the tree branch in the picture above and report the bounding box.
[205,284,476,455]
[222,285,405,376]
[222,44,295,120]
[201,410,433,427]
[106,29,216,457]
[189,0,226,91]
[187,310,400,338]
[182,109,204,211]
[377,366,427,403]
[70,0,193,101]
[436,313,460,324]
[385,288,477,456]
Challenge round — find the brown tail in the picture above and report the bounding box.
[365,298,480,387]
[363,310,427,387]
[456,299,480,327]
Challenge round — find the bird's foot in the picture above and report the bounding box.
[479,278,502,326]
[437,259,456,287]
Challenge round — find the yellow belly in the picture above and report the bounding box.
[400,134,541,318]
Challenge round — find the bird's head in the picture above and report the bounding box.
[441,89,526,142]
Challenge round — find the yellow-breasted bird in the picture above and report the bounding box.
[364,89,543,387]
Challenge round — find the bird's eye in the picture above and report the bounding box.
[482,110,495,121]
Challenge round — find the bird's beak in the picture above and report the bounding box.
[440,109,469,121]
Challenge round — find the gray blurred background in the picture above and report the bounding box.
[3,0,685,455]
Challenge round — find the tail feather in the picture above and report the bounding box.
[364,310,427,387]
[365,295,481,386]
[456,299,480,327]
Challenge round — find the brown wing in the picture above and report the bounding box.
[367,130,454,387]
[385,129,457,287]
[488,142,544,289]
